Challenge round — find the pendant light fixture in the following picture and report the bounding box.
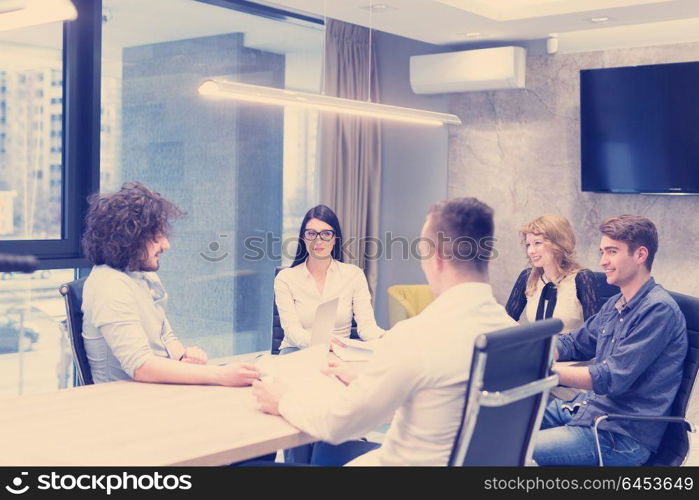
[198,79,461,126]
[198,1,461,127]
[0,0,77,32]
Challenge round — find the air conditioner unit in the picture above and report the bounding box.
[410,46,526,94]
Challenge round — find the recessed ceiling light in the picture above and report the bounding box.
[590,16,610,23]
[456,32,489,39]
[360,3,395,12]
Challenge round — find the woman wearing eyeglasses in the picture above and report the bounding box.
[274,205,385,464]
[274,205,386,355]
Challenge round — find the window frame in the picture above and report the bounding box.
[0,0,321,271]
[195,0,322,27]
[0,0,100,270]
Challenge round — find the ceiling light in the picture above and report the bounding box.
[198,80,462,127]
[0,0,23,14]
[590,16,610,23]
[465,32,483,38]
[0,0,77,31]
[360,3,395,12]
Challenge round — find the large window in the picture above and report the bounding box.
[0,10,93,397]
[0,268,76,397]
[0,0,99,264]
[100,0,323,356]
[0,24,63,240]
[0,0,323,397]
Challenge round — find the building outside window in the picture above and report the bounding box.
[0,0,325,396]
[100,0,323,357]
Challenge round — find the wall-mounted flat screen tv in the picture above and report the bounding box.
[580,61,699,194]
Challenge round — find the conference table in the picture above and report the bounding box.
[0,345,348,466]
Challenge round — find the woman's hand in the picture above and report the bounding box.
[181,346,208,365]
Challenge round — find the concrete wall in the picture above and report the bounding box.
[448,42,699,303]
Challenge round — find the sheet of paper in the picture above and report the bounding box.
[332,335,375,352]
[310,297,339,346]
[332,344,374,362]
[255,345,346,392]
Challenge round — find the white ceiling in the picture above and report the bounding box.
[2,0,699,55]
[0,0,323,57]
[260,0,699,51]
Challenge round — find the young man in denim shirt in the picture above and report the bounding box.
[533,215,687,466]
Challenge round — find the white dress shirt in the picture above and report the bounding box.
[274,260,385,350]
[82,265,179,382]
[278,281,517,466]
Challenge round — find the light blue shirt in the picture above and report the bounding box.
[82,265,179,383]
[557,277,687,452]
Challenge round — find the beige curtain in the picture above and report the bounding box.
[320,19,382,298]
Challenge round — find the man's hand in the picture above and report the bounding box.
[252,379,290,415]
[216,363,260,387]
[181,346,208,365]
[321,360,357,386]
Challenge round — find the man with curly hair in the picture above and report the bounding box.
[81,182,259,386]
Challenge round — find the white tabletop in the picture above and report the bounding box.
[0,345,344,466]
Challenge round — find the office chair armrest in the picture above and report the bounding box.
[604,414,696,433]
[592,413,696,466]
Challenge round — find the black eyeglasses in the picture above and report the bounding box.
[303,229,335,241]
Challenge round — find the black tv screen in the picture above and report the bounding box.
[580,61,699,194]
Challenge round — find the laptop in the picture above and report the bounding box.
[309,297,339,346]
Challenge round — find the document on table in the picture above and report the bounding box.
[331,336,376,362]
[309,297,339,347]
[256,344,346,393]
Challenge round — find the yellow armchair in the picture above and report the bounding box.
[387,285,434,328]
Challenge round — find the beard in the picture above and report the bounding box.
[142,262,160,272]
[136,255,160,272]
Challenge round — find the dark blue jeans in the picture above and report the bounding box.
[310,440,380,466]
[533,398,651,466]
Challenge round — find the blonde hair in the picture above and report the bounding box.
[520,215,581,296]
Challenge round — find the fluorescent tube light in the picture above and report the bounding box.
[198,79,462,127]
[0,0,77,32]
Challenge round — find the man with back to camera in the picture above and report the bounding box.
[534,215,687,466]
[81,181,259,386]
[253,197,518,466]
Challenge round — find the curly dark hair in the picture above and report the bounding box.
[82,182,185,271]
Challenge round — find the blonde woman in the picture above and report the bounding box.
[505,215,599,333]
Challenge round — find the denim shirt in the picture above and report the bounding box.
[557,278,687,453]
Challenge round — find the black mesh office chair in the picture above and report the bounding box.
[272,266,359,355]
[594,272,621,309]
[593,290,698,466]
[449,318,563,466]
[59,278,93,386]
